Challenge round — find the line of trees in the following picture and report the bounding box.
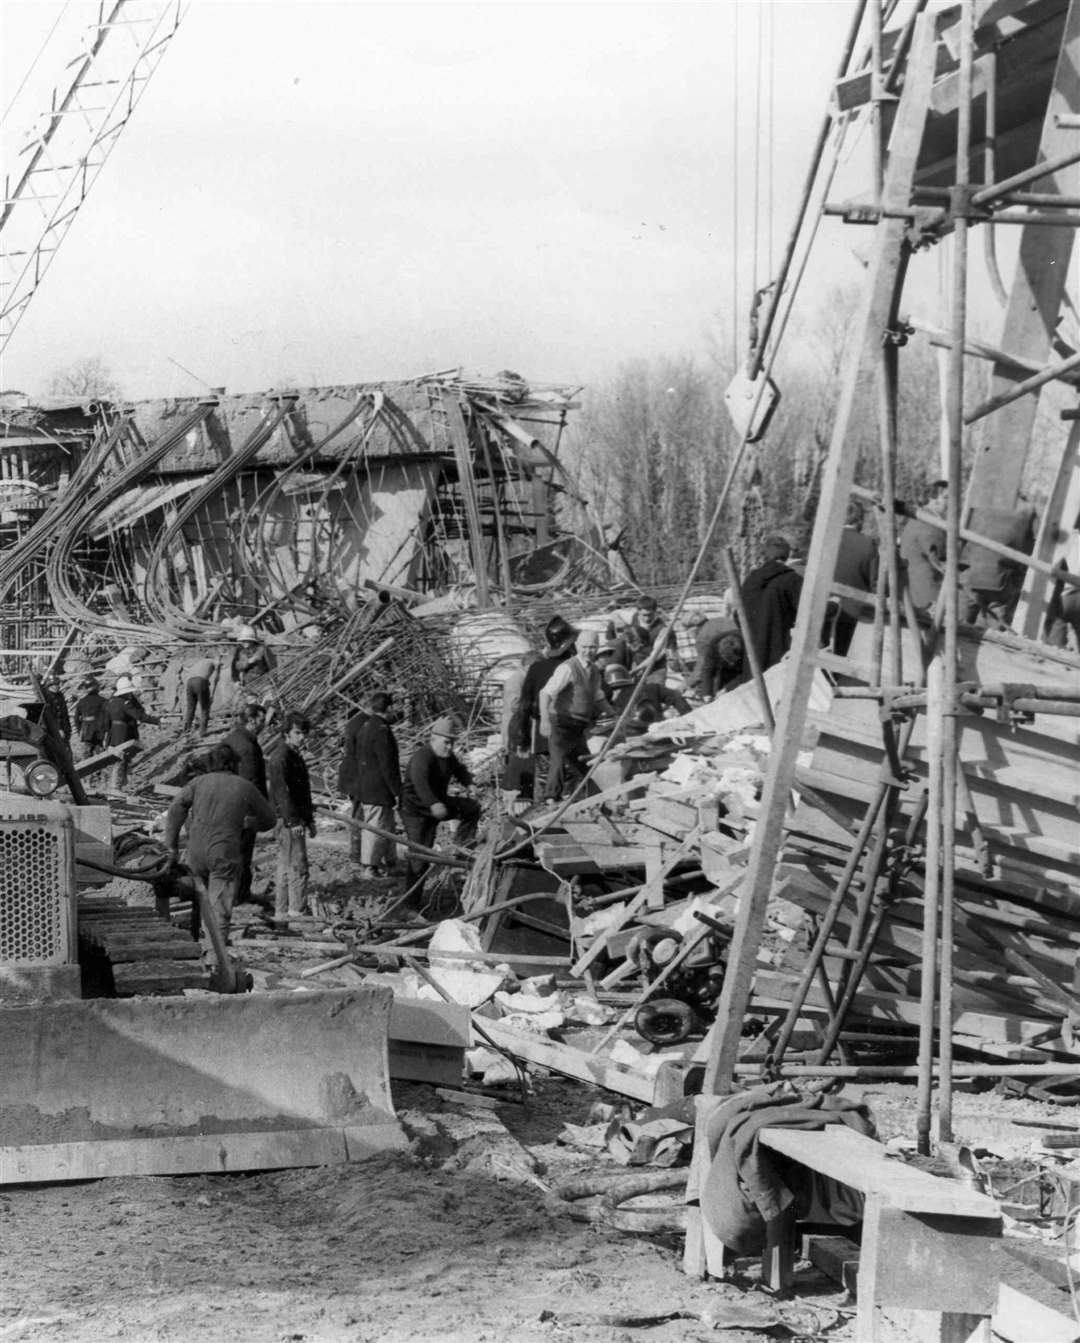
[560,284,972,589]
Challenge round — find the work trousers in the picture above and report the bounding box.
[190,861,241,944]
[359,803,396,870]
[274,822,309,916]
[348,798,365,861]
[400,798,480,906]
[74,735,102,762]
[109,743,138,793]
[545,717,590,800]
[183,676,212,734]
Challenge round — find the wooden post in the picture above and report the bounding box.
[700,14,938,1097]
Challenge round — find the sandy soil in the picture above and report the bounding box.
[0,1076,854,1343]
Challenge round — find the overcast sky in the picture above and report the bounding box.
[1,0,861,401]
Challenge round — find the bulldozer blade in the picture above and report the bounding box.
[0,986,406,1184]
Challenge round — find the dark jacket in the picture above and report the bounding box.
[740,560,802,672]
[222,725,267,796]
[230,642,275,685]
[833,528,879,616]
[401,745,472,817]
[517,649,572,752]
[266,741,314,827]
[106,692,156,746]
[74,691,108,745]
[163,769,276,878]
[337,710,369,797]
[355,713,401,807]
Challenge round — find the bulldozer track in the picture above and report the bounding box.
[78,896,207,996]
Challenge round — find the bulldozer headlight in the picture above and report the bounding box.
[25,759,60,797]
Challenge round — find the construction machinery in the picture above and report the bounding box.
[0,793,405,1183]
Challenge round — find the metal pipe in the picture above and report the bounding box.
[971,144,1080,205]
[938,0,975,1146]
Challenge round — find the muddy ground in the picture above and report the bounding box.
[3,817,1075,1341]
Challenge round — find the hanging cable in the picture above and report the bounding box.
[0,1,70,128]
[731,2,741,359]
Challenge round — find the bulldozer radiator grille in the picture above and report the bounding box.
[0,819,72,964]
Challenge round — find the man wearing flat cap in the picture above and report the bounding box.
[400,715,480,915]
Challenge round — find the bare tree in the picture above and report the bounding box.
[48,356,122,401]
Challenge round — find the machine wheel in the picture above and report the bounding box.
[635,996,697,1046]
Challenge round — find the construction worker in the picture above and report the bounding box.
[610,594,680,684]
[182,649,222,737]
[739,535,802,675]
[222,701,268,903]
[229,625,275,697]
[338,693,372,862]
[266,711,316,922]
[898,481,948,615]
[72,675,109,761]
[516,615,577,757]
[353,691,401,880]
[400,715,479,915]
[687,615,745,699]
[163,742,277,943]
[540,628,601,799]
[105,674,159,793]
[828,500,879,656]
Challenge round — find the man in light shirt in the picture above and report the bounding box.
[539,628,601,800]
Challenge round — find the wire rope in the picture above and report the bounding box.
[0,1,70,128]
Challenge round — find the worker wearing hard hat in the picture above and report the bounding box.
[229,624,275,697]
[105,674,159,794]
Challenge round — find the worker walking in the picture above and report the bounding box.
[266,711,316,922]
[72,676,108,761]
[400,715,480,915]
[353,691,401,880]
[163,742,277,943]
[182,650,222,737]
[105,674,159,794]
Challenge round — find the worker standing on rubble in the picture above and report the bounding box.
[72,675,108,761]
[516,616,577,756]
[540,628,601,799]
[353,691,401,880]
[182,649,222,737]
[164,742,277,943]
[338,694,371,862]
[105,674,159,794]
[400,715,479,915]
[223,702,268,904]
[739,535,802,676]
[266,711,316,922]
[828,501,879,656]
[610,595,680,683]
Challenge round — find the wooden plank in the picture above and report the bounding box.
[757,1127,999,1217]
[480,1019,683,1105]
[0,1124,407,1183]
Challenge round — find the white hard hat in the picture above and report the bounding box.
[236,625,257,642]
[115,675,134,694]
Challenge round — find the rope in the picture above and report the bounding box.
[0,1,70,129]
